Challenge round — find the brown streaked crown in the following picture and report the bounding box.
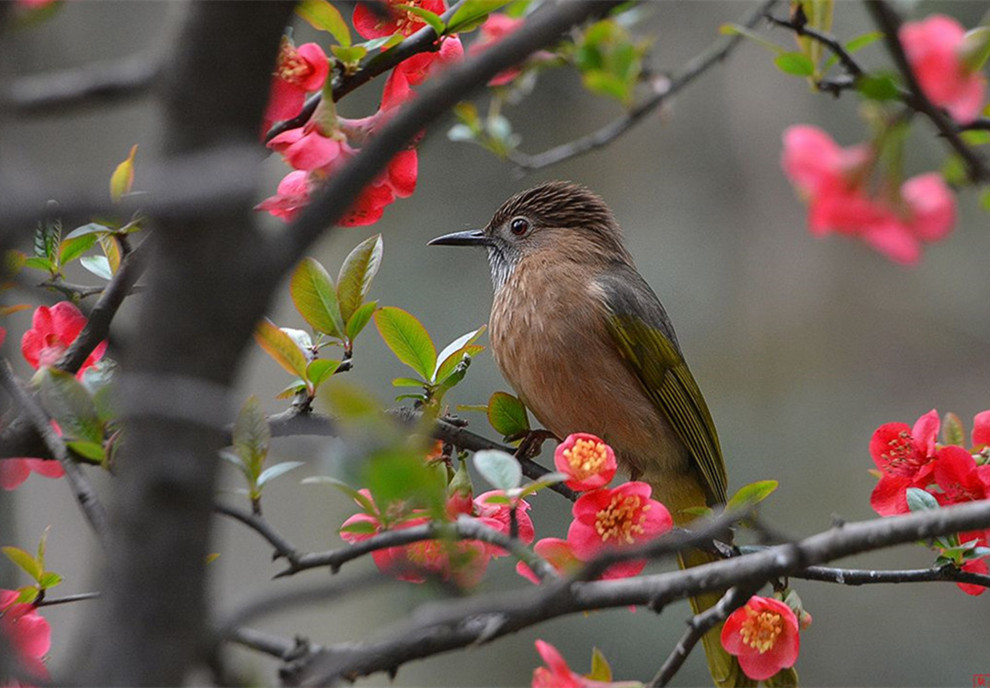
[488,181,627,252]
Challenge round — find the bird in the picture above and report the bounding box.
[429,181,778,687]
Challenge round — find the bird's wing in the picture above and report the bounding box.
[597,265,728,506]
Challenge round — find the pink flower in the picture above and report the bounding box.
[900,15,988,124]
[1,593,51,681]
[869,409,940,516]
[933,445,990,507]
[567,482,672,579]
[255,170,311,223]
[471,13,527,86]
[21,302,106,373]
[531,640,639,688]
[554,433,617,492]
[263,39,329,132]
[720,596,800,681]
[268,125,348,172]
[1,458,65,492]
[394,36,464,87]
[353,0,446,40]
[782,126,956,264]
[474,490,535,548]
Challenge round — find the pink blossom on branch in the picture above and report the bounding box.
[0,457,65,492]
[869,409,940,516]
[900,15,988,124]
[781,125,955,265]
[353,0,446,40]
[0,592,51,681]
[263,39,329,133]
[553,433,617,492]
[720,595,800,682]
[531,640,641,688]
[21,301,106,373]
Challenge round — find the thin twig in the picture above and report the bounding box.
[793,563,990,588]
[0,360,110,550]
[226,626,319,662]
[35,591,101,607]
[214,503,302,567]
[508,0,778,171]
[765,13,864,78]
[649,584,757,688]
[864,0,989,183]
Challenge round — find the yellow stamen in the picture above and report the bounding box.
[564,438,608,479]
[595,494,647,544]
[739,607,783,654]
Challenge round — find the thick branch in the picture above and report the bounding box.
[508,0,777,171]
[3,53,159,115]
[281,499,990,685]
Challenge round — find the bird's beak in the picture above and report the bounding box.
[428,228,490,247]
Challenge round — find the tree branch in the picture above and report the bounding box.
[507,0,777,171]
[864,0,989,183]
[2,53,159,115]
[793,563,990,588]
[0,360,110,549]
[280,499,990,685]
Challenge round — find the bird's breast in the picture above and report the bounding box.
[489,258,689,480]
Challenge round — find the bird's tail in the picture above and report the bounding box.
[677,546,755,688]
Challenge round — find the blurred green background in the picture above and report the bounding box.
[2,1,989,686]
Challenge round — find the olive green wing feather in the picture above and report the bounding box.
[596,267,728,506]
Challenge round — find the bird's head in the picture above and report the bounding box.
[429,181,630,292]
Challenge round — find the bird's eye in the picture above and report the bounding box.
[509,217,530,236]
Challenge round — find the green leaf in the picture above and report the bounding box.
[65,440,106,463]
[361,33,405,52]
[37,367,104,444]
[38,571,62,590]
[296,0,351,46]
[306,359,341,388]
[941,154,967,187]
[322,380,383,420]
[63,222,110,240]
[373,306,437,381]
[257,461,305,488]
[447,123,477,143]
[961,130,990,146]
[337,234,383,324]
[275,381,307,401]
[80,255,113,281]
[99,234,122,274]
[233,395,270,476]
[961,26,990,72]
[331,44,368,65]
[58,233,99,265]
[980,188,990,213]
[392,376,428,388]
[219,449,250,478]
[109,144,138,203]
[291,257,345,338]
[487,391,529,437]
[23,256,55,273]
[845,30,883,54]
[857,72,900,101]
[906,487,940,512]
[446,0,511,34]
[681,505,715,518]
[2,546,42,582]
[397,4,445,35]
[516,471,568,498]
[774,52,815,77]
[473,449,522,491]
[726,480,779,511]
[302,476,378,515]
[718,22,784,54]
[345,300,378,341]
[587,647,613,683]
[434,325,486,382]
[254,318,311,383]
[366,449,445,514]
[942,412,965,447]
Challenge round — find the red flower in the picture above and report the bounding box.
[21,302,106,373]
[471,13,527,86]
[720,595,800,681]
[933,445,990,507]
[972,410,990,448]
[869,409,939,516]
[782,126,955,264]
[255,170,311,223]
[900,15,988,124]
[567,482,672,579]
[394,36,464,87]
[516,537,582,584]
[958,557,989,596]
[353,0,446,40]
[1,458,65,491]
[554,433,617,492]
[1,593,51,681]
[531,640,638,688]
[263,39,329,132]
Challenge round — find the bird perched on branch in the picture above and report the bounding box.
[430,181,790,687]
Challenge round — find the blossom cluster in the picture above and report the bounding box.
[257,1,467,226]
[869,408,990,594]
[1,302,105,491]
[781,14,987,266]
[518,433,673,583]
